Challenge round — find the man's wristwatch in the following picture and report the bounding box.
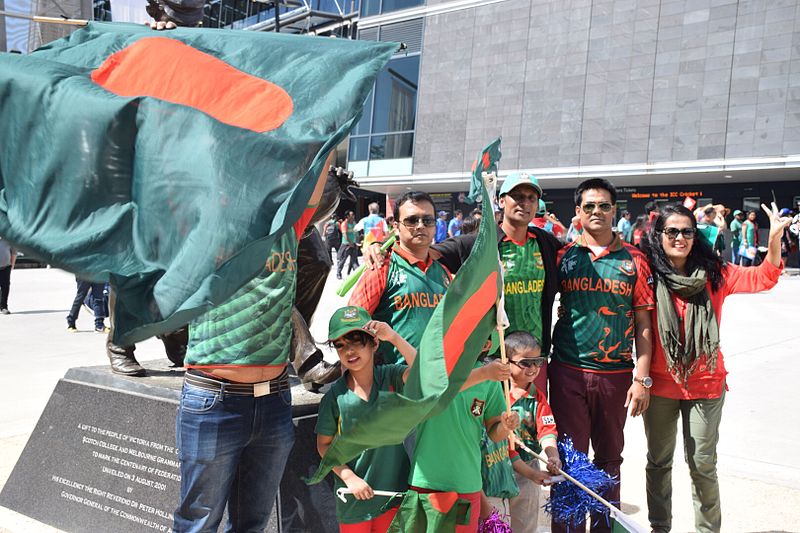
[634,375,653,388]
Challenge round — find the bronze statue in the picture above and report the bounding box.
[106,166,355,388]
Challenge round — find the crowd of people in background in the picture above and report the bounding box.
[318,193,800,288]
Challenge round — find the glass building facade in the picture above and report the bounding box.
[348,53,419,163]
[360,0,422,18]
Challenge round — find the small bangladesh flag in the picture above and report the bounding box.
[0,22,396,344]
[308,139,504,484]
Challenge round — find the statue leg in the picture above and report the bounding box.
[105,289,146,376]
[290,308,340,390]
[158,326,188,367]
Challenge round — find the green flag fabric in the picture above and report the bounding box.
[610,508,649,533]
[0,22,396,344]
[308,138,504,484]
[387,491,471,533]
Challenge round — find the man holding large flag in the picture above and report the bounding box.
[173,154,331,532]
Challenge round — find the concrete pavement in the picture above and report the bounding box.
[1,266,799,532]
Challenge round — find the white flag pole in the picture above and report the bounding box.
[0,9,88,26]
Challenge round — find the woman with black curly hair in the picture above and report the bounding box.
[639,202,790,533]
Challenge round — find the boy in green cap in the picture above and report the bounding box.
[316,305,417,532]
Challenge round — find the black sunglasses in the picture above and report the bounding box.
[660,227,696,240]
[510,358,545,369]
[401,215,436,228]
[580,202,613,214]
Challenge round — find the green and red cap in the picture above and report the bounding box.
[499,172,543,198]
[328,306,375,342]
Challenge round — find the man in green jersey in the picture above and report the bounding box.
[550,178,654,533]
[337,210,359,279]
[349,191,453,365]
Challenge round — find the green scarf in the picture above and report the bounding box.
[655,267,720,386]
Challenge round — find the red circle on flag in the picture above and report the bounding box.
[91,37,294,133]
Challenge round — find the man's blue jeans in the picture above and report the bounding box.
[173,382,295,533]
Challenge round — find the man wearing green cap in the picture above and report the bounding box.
[429,173,563,393]
[729,209,744,264]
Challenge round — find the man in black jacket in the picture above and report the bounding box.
[432,174,561,384]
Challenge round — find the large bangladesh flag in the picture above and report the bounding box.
[0,22,396,344]
[308,139,503,484]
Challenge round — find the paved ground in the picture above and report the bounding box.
[1,265,799,532]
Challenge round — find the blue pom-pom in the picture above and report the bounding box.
[545,436,619,528]
[478,508,513,533]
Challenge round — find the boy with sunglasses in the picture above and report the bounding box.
[505,331,561,533]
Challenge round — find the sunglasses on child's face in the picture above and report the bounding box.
[580,202,614,214]
[660,227,696,240]
[510,358,545,369]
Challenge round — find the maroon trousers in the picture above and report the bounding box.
[549,361,631,533]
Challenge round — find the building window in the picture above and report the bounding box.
[348,137,370,161]
[360,0,423,17]
[349,54,419,162]
[369,133,415,159]
[743,197,760,214]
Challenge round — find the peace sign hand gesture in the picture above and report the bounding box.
[761,202,792,268]
[761,202,792,241]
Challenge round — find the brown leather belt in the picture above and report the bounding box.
[184,369,290,397]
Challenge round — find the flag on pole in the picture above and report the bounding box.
[308,138,504,484]
[611,512,649,533]
[0,22,396,344]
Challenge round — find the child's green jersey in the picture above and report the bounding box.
[409,368,505,493]
[480,428,519,499]
[316,365,409,524]
[511,383,558,463]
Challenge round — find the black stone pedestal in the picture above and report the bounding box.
[0,359,337,532]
